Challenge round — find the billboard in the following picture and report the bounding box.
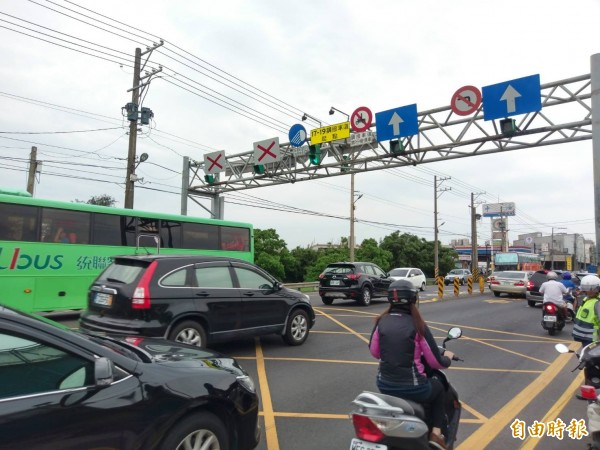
[482,202,515,217]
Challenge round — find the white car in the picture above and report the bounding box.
[388,267,427,291]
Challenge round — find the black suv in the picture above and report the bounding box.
[525,269,564,307]
[0,305,260,450]
[80,255,315,347]
[318,262,392,306]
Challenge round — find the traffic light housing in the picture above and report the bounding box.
[309,144,321,165]
[253,164,265,174]
[341,155,350,173]
[390,139,403,155]
[500,118,517,136]
[204,174,214,184]
[140,107,154,125]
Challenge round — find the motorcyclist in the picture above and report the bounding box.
[368,279,453,450]
[540,271,569,319]
[560,272,578,316]
[572,274,600,348]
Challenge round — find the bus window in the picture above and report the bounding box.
[221,226,250,251]
[182,222,219,250]
[41,208,90,244]
[160,220,182,248]
[0,204,38,242]
[92,213,123,245]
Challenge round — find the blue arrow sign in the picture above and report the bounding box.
[375,104,418,142]
[482,74,542,121]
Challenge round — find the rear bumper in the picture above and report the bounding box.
[525,291,543,303]
[318,287,360,298]
[79,311,167,338]
[490,286,527,296]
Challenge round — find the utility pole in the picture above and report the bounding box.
[434,176,451,278]
[470,192,485,277]
[124,42,163,209]
[26,146,38,195]
[349,173,362,262]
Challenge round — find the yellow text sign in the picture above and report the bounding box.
[310,122,350,144]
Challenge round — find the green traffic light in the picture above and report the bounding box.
[309,144,321,165]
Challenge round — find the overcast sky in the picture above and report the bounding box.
[1,0,599,250]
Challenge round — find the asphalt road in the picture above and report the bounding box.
[54,285,591,450]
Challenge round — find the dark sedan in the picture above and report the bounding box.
[0,305,260,450]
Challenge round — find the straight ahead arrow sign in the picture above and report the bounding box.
[500,85,521,114]
[388,112,404,136]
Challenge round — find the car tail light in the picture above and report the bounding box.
[527,280,534,290]
[132,261,158,309]
[319,273,326,279]
[544,303,557,314]
[491,280,500,285]
[580,385,598,400]
[351,414,385,442]
[514,281,525,286]
[347,273,360,280]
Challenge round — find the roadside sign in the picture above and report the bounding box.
[451,85,482,116]
[482,202,516,217]
[288,124,307,147]
[375,104,418,142]
[253,137,281,164]
[310,122,350,144]
[204,150,226,174]
[482,74,542,120]
[350,106,373,132]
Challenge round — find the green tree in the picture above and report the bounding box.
[305,246,349,281]
[355,238,393,270]
[75,194,117,207]
[254,228,288,281]
[286,246,318,282]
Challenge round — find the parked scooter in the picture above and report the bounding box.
[556,342,600,449]
[349,327,463,450]
[542,302,567,335]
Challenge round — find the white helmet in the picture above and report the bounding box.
[580,275,600,292]
[546,271,558,280]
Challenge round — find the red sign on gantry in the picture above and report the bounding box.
[253,137,281,164]
[451,85,482,116]
[204,150,226,174]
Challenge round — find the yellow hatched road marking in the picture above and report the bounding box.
[254,338,279,450]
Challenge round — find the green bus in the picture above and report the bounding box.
[0,191,253,313]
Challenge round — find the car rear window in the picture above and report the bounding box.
[390,269,409,277]
[496,272,527,280]
[96,261,146,284]
[325,265,354,274]
[529,272,548,285]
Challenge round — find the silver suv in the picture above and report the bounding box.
[444,269,472,286]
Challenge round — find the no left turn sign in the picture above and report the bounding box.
[451,85,482,116]
[350,106,373,132]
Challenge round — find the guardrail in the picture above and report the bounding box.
[284,282,319,291]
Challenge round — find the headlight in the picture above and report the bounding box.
[237,374,256,393]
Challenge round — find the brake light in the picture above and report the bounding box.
[347,273,360,280]
[580,385,598,400]
[544,303,557,314]
[351,414,385,442]
[491,280,500,285]
[514,281,525,286]
[132,261,158,309]
[527,281,534,290]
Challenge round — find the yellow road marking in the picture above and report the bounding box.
[519,370,585,449]
[316,308,370,343]
[428,321,569,342]
[456,341,580,450]
[462,402,489,422]
[465,336,551,365]
[254,338,279,450]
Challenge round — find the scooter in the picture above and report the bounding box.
[349,327,463,450]
[541,302,567,335]
[556,342,600,449]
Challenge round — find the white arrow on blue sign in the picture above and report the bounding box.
[482,74,542,121]
[375,104,419,142]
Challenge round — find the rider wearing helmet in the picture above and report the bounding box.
[540,271,569,318]
[368,280,453,450]
[560,272,578,308]
[572,274,600,347]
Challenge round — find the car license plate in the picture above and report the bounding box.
[543,315,557,322]
[94,292,113,306]
[330,280,341,286]
[349,438,387,450]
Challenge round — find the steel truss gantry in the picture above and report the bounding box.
[183,73,592,210]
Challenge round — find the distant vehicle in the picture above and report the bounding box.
[526,269,564,307]
[388,267,427,291]
[494,252,542,272]
[0,304,260,450]
[488,270,531,298]
[318,262,392,306]
[0,190,254,313]
[80,255,315,347]
[444,269,471,286]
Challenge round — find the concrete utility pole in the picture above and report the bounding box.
[124,42,163,209]
[434,176,451,278]
[26,146,38,195]
[349,173,362,262]
[470,192,485,277]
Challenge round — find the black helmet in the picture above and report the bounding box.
[387,279,418,305]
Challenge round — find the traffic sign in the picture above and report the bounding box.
[482,74,542,121]
[350,106,373,132]
[204,150,225,174]
[451,85,482,116]
[375,104,418,142]
[310,122,350,144]
[253,137,281,164]
[288,124,307,147]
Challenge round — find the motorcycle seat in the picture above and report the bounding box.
[360,391,427,421]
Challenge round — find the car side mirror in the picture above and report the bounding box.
[94,357,114,387]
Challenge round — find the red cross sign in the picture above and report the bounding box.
[253,137,281,164]
[204,150,226,174]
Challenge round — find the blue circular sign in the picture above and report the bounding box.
[288,124,307,148]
